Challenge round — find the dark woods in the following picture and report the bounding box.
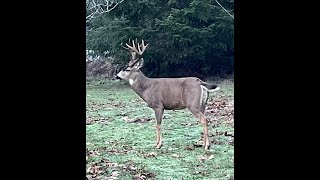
[86,0,234,78]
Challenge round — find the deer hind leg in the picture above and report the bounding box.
[199,89,210,150]
[154,108,164,149]
[200,112,210,150]
[189,107,210,150]
[201,92,210,149]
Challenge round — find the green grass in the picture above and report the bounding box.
[86,79,234,180]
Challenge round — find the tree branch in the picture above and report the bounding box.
[86,0,124,23]
[214,0,234,20]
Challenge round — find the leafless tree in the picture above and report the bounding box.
[86,0,125,23]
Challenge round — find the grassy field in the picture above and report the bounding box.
[86,78,234,180]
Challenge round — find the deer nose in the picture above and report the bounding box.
[114,75,122,80]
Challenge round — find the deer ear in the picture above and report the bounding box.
[135,58,144,69]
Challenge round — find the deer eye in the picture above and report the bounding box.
[125,69,131,72]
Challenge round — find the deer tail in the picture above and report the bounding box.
[200,82,220,92]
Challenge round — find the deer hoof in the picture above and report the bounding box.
[204,145,210,151]
[155,143,162,149]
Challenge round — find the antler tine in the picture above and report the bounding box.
[140,39,147,50]
[137,41,142,53]
[138,39,149,55]
[125,39,140,54]
[125,42,133,49]
[121,42,129,50]
[132,39,139,53]
[132,39,135,49]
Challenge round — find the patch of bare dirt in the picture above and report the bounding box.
[86,116,109,125]
[123,116,152,123]
[181,122,198,126]
[86,102,109,112]
[106,101,126,108]
[141,152,157,158]
[86,150,157,180]
[86,101,126,113]
[134,172,156,180]
[206,98,234,125]
[191,128,234,148]
[105,149,129,155]
[185,144,196,151]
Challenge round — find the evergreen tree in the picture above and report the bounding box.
[86,0,234,77]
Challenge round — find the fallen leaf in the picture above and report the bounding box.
[134,174,146,180]
[172,154,181,158]
[134,172,156,180]
[181,122,193,126]
[198,154,214,162]
[110,171,119,177]
[132,118,152,123]
[144,152,157,158]
[198,155,206,162]
[123,116,130,121]
[86,118,94,125]
[207,154,214,160]
[224,131,234,137]
[185,144,195,151]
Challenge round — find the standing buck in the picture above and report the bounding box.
[116,39,219,150]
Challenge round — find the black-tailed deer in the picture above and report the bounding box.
[116,39,219,150]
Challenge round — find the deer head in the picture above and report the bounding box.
[116,39,148,82]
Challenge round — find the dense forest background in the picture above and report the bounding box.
[86,0,234,78]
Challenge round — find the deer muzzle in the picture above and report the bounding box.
[114,75,122,80]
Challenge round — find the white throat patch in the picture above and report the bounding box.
[129,79,135,85]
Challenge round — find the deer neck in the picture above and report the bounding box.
[130,71,150,99]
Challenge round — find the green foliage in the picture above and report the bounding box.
[86,0,234,77]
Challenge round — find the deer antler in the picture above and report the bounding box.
[125,39,149,55]
[138,39,148,55]
[121,39,149,69]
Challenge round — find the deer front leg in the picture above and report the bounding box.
[154,108,164,149]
